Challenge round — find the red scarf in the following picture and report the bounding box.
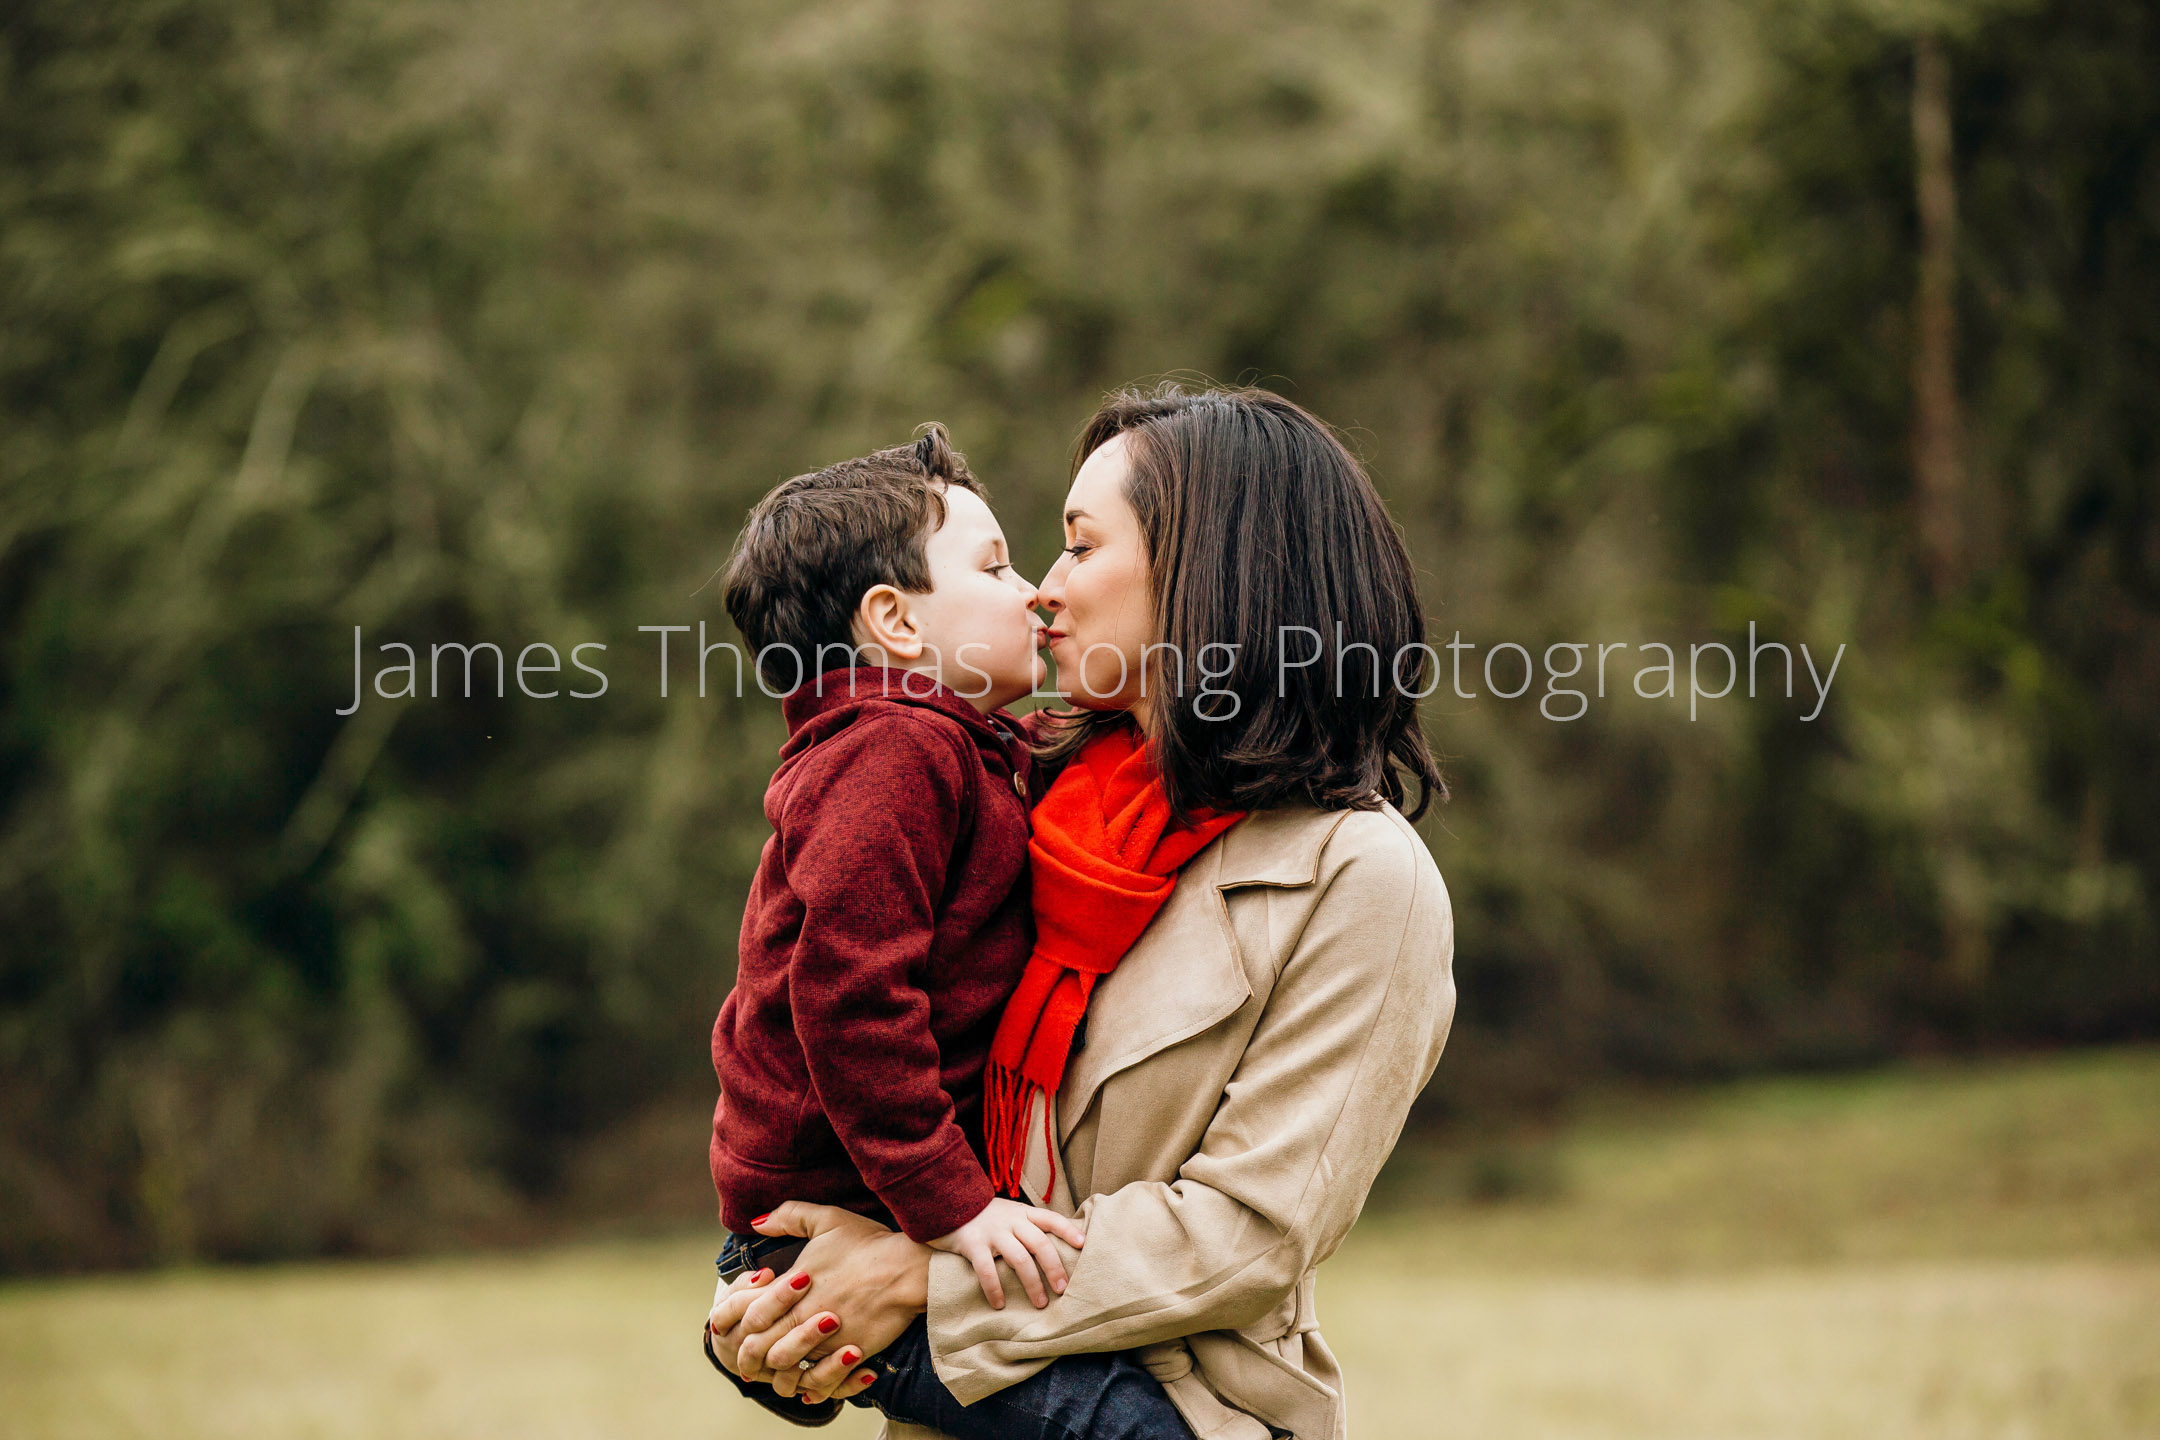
[983,724,1244,1197]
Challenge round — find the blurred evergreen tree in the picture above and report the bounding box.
[0,0,2151,1268]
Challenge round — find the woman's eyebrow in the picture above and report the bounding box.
[1063,508,1091,525]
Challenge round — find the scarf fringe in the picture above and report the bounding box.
[983,1059,1050,1198]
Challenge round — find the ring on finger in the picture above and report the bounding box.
[798,1358,814,1371]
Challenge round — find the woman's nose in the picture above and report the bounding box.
[1037,554,1069,611]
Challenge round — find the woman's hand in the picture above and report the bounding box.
[706,1263,882,1407]
[706,1201,935,1404]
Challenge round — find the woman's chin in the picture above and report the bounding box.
[1056,690,1133,715]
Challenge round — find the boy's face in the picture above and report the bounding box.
[901,485,1047,710]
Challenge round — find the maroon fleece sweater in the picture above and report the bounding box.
[709,667,1040,1242]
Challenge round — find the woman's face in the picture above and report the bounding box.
[1038,432,1157,716]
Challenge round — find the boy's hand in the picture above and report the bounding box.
[927,1197,1087,1310]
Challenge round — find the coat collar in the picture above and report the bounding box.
[1211,804,1359,889]
[1056,804,1357,1143]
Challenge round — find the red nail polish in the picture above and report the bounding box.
[752,1213,771,1226]
[750,1268,773,1285]
[858,1370,876,1384]
[790,1273,811,1290]
[817,1315,839,1334]
[839,1349,860,1366]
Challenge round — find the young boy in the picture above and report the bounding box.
[705,426,1089,1426]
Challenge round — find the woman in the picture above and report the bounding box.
[709,383,1457,1440]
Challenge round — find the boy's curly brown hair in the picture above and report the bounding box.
[721,424,980,692]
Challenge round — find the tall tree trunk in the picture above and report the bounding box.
[1911,33,1964,596]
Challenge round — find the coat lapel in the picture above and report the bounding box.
[1056,805,1354,1143]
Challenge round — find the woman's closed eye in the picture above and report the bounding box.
[1062,542,1093,560]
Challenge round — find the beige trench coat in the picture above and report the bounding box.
[885,800,1456,1440]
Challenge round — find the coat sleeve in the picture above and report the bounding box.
[780,714,997,1243]
[920,816,1457,1402]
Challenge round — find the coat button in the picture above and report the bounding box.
[1012,772,1028,797]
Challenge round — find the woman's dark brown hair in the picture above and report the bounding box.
[1039,382,1445,820]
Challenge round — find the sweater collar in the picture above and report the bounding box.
[779,665,1024,751]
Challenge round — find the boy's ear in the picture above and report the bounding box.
[853,584,924,662]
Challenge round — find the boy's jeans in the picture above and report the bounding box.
[861,1315,1194,1440]
[707,1229,1194,1439]
[710,1231,830,1427]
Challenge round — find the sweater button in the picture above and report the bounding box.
[1012,773,1027,797]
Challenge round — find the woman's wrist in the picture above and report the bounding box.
[876,1229,934,1313]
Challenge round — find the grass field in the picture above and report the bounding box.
[4,1049,2158,1440]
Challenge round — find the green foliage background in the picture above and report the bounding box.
[2,0,2154,1270]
